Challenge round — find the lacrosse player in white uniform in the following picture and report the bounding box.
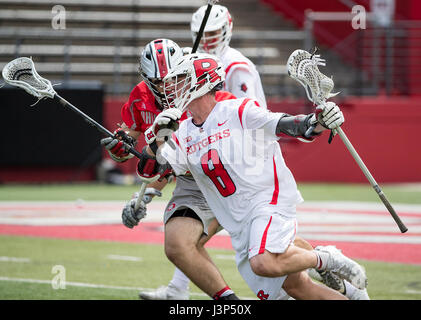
[135,53,368,300]
[139,4,369,300]
[139,4,269,300]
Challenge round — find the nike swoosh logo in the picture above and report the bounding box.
[218,120,228,126]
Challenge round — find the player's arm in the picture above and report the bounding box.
[242,99,344,142]
[101,84,148,162]
[121,145,174,229]
[120,123,142,140]
[276,101,344,141]
[137,145,171,206]
[127,107,184,211]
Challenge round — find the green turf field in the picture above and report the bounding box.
[1,182,420,203]
[0,183,420,300]
[1,235,421,300]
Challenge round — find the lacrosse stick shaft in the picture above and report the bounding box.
[192,0,216,53]
[134,174,161,210]
[336,127,408,233]
[134,182,147,211]
[53,94,143,159]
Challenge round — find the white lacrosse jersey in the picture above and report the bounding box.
[220,47,267,109]
[160,98,303,236]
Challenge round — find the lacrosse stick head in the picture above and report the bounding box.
[287,49,339,105]
[2,57,56,100]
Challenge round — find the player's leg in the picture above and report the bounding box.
[140,175,237,300]
[293,236,313,250]
[294,236,345,291]
[254,244,369,298]
[250,243,318,276]
[248,214,367,290]
[252,242,368,289]
[139,204,233,300]
[139,217,223,300]
[196,218,222,264]
[282,270,347,300]
[293,236,369,299]
[235,237,345,300]
[164,214,233,299]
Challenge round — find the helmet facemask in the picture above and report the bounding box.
[196,27,230,56]
[139,39,182,109]
[163,74,192,113]
[140,73,167,108]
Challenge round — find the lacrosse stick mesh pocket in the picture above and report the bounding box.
[2,57,55,99]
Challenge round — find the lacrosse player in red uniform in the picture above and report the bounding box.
[101,38,240,300]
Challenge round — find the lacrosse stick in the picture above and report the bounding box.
[192,0,219,53]
[287,49,408,233]
[2,57,151,204]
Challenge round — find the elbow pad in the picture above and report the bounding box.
[276,113,321,141]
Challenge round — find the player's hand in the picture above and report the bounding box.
[142,188,162,204]
[315,102,344,130]
[101,130,136,162]
[131,189,162,205]
[145,108,182,144]
[122,197,147,229]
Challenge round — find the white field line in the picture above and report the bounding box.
[106,254,143,262]
[2,200,421,244]
[0,276,257,300]
[214,254,236,261]
[297,233,421,244]
[1,201,421,225]
[405,289,421,295]
[1,275,417,299]
[0,256,31,263]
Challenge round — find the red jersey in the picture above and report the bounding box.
[121,81,161,133]
[121,81,237,133]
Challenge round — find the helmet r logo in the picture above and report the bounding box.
[193,58,221,84]
[202,61,211,69]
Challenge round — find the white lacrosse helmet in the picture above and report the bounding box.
[191,5,233,56]
[163,53,225,112]
[139,39,183,108]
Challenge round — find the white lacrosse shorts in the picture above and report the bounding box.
[235,212,297,300]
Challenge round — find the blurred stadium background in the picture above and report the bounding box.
[0,0,421,300]
[1,0,420,183]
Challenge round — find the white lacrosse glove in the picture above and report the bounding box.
[144,108,182,144]
[315,102,344,131]
[122,196,147,229]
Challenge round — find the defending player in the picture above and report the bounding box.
[101,39,239,300]
[139,5,269,300]
[136,53,368,300]
[139,4,368,300]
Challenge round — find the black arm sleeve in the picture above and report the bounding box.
[275,113,321,140]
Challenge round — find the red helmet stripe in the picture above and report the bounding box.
[154,40,168,78]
